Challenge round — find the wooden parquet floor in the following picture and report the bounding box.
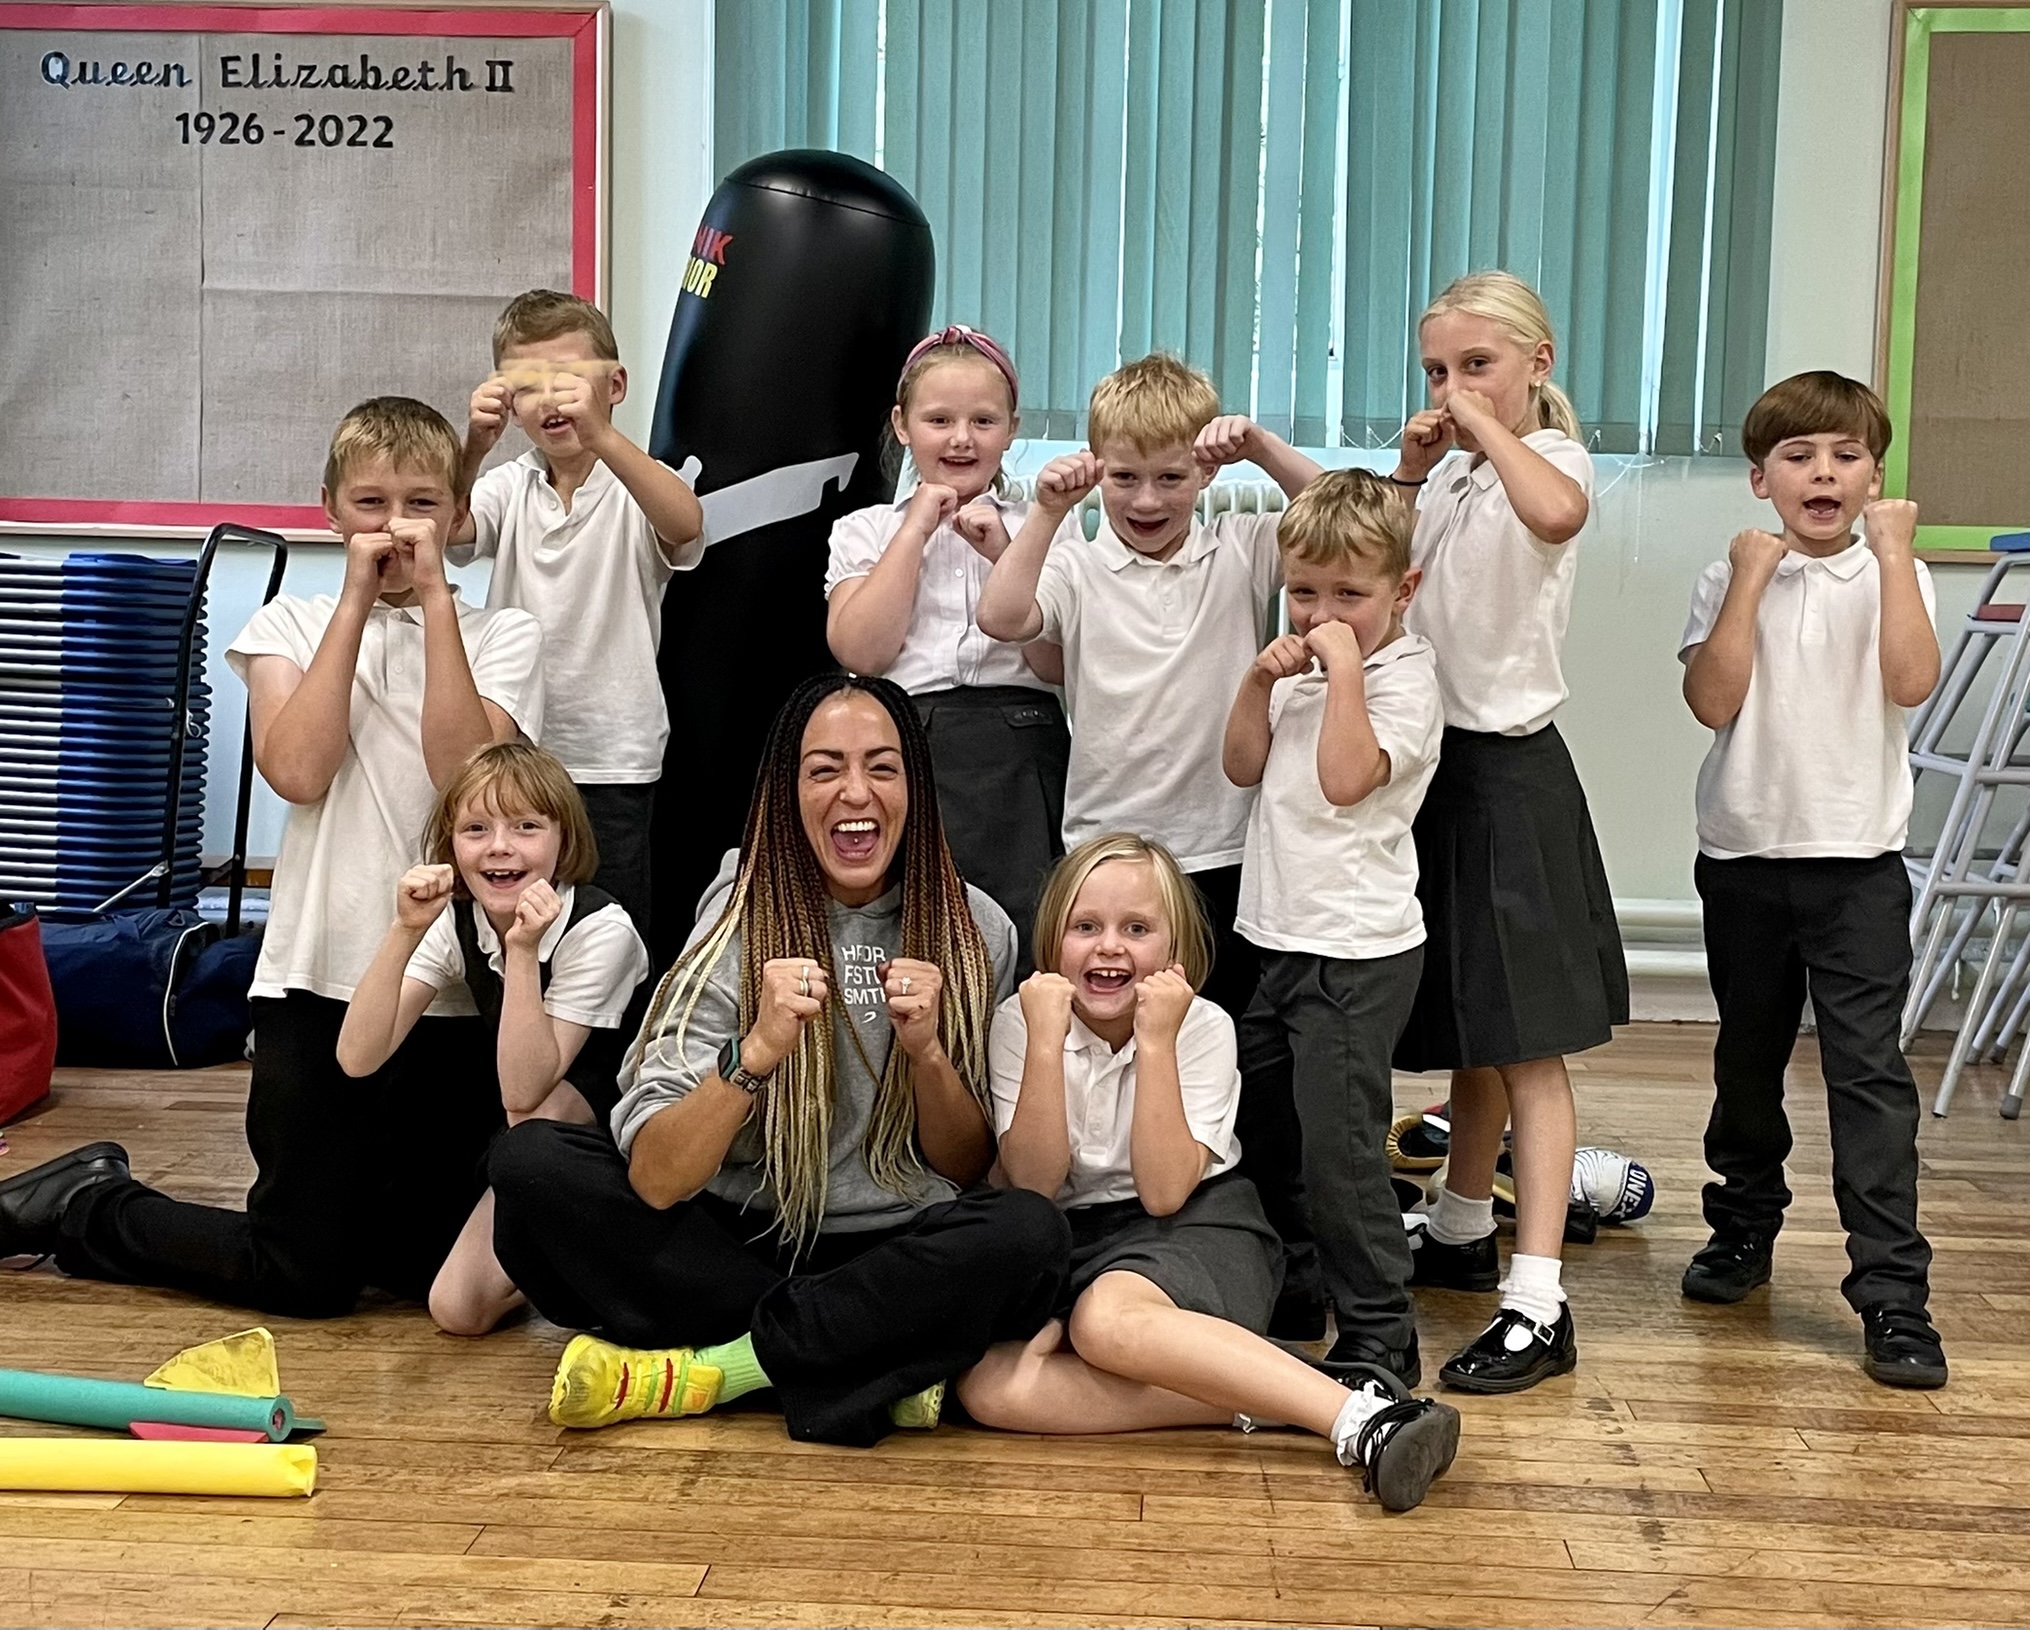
[1,1022,2026,1629]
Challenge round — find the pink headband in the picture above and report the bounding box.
[899,324,1020,409]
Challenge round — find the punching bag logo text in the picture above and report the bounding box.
[682,227,733,300]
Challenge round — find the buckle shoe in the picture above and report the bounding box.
[1439,1304,1578,1395]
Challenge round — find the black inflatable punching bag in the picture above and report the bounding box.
[650,150,934,958]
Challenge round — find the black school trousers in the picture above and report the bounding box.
[57,991,503,1317]
[578,781,656,942]
[489,1120,1071,1447]
[1696,852,1932,1312]
[1191,864,1263,1024]
[1237,947,1424,1349]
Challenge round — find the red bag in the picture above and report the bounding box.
[0,905,58,1123]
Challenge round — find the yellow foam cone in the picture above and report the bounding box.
[144,1328,281,1398]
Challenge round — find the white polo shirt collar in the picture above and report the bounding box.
[467,882,577,968]
[1774,538,1870,580]
[1096,518,1221,573]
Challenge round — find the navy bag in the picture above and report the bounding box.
[39,909,261,1068]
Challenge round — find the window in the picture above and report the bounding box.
[715,0,1782,454]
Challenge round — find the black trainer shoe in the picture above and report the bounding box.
[1861,1304,1949,1390]
[1681,1232,1774,1303]
[1439,1304,1578,1394]
[1319,1327,1422,1391]
[0,1142,129,1259]
[1331,1362,1461,1513]
[1409,1229,1499,1292]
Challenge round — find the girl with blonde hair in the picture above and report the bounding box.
[1389,270,1627,1393]
[959,835,1461,1512]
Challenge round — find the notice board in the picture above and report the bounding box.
[0,2,607,533]
[1881,2,2030,549]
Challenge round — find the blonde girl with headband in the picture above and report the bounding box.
[960,835,1461,1512]
[1388,271,1627,1394]
[824,325,1070,975]
[484,671,1071,1447]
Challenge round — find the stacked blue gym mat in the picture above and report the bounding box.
[0,554,207,914]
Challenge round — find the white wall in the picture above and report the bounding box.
[14,0,1962,910]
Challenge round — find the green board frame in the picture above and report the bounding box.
[1882,3,2030,550]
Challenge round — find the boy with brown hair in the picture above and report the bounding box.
[0,398,547,1317]
[1223,470,1441,1387]
[455,289,705,937]
[1678,369,1945,1388]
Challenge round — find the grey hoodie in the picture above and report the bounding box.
[610,849,1016,1232]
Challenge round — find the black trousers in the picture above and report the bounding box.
[578,781,657,942]
[57,992,504,1317]
[914,686,1069,979]
[1191,864,1263,1024]
[1237,947,1423,1347]
[489,1120,1071,1446]
[1696,852,1932,1312]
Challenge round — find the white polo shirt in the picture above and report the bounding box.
[1237,634,1444,960]
[823,492,1051,695]
[1680,538,1936,860]
[988,992,1242,1209]
[1403,430,1595,736]
[455,452,703,784]
[1037,512,1281,871]
[402,887,650,1029]
[226,591,545,1011]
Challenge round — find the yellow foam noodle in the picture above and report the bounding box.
[0,1439,315,1497]
[144,1327,280,1398]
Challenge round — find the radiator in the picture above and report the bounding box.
[1001,476,1290,535]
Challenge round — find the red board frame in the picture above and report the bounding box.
[0,2,608,535]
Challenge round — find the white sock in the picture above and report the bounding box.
[1498,1252,1566,1329]
[1426,1186,1495,1246]
[1329,1381,1392,1467]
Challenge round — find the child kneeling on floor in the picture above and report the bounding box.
[959,834,1460,1512]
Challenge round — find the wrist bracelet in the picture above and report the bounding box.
[1387,475,1426,488]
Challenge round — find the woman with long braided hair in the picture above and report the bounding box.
[488,672,1071,1447]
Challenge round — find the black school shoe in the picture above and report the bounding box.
[0,1142,130,1259]
[1439,1304,1578,1394]
[1331,1361,1461,1513]
[1861,1304,1949,1390]
[1319,1327,1422,1392]
[1409,1229,1500,1292]
[1681,1231,1775,1303]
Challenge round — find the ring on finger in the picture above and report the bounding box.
[900,976,913,996]
[799,964,811,998]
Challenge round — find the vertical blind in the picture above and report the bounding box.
[715,0,1782,455]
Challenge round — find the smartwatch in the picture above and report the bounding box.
[717,1034,772,1095]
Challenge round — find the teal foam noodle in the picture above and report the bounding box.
[0,1369,293,1441]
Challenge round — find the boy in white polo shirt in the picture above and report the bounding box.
[456,289,705,940]
[1223,471,1442,1387]
[1678,370,1945,1389]
[0,398,546,1318]
[976,353,1321,1029]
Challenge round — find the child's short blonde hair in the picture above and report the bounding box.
[1420,271,1580,441]
[1278,469,1414,578]
[1031,833,1214,991]
[492,288,620,366]
[1742,371,1892,465]
[323,397,466,501]
[424,741,600,899]
[1087,353,1220,455]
